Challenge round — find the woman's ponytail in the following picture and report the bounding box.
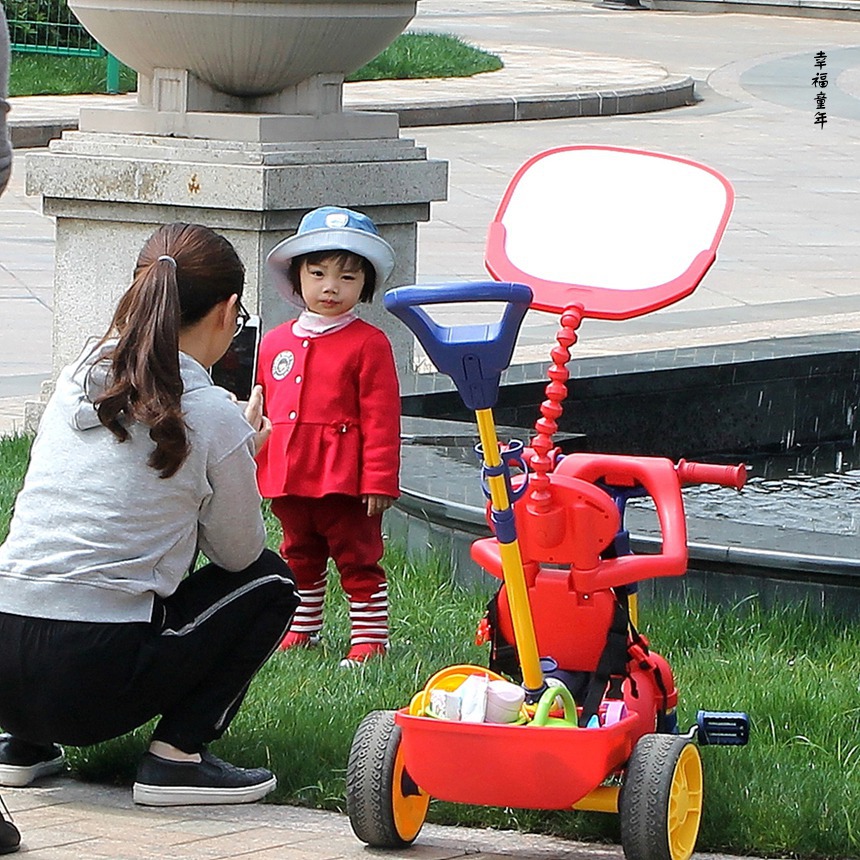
[96,255,188,477]
[94,223,244,479]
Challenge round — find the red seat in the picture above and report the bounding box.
[471,472,620,673]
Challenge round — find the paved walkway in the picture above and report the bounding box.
[7,43,691,146]
[3,777,745,860]
[0,2,696,436]
[7,4,701,146]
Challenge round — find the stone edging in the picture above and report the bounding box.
[9,76,696,149]
[644,0,860,19]
[376,75,695,126]
[9,119,78,150]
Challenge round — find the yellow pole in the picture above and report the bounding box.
[475,408,544,694]
[628,591,639,629]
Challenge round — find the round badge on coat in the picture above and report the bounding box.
[272,350,295,381]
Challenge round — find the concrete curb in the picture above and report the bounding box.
[361,75,695,126]
[8,119,77,150]
[8,76,696,150]
[644,0,860,19]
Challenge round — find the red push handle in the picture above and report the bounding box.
[676,459,747,490]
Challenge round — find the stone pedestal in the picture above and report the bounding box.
[27,131,448,380]
[23,0,447,430]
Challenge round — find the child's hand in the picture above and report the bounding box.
[363,494,394,517]
[244,385,272,454]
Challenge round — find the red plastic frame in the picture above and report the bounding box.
[485,145,735,319]
[472,454,688,594]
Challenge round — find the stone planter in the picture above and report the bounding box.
[68,0,417,122]
[67,0,417,96]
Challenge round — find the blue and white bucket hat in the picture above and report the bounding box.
[267,206,396,300]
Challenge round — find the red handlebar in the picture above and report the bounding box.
[554,453,688,590]
[676,459,747,490]
[473,451,748,595]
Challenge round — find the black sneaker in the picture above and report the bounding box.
[0,735,65,788]
[0,793,21,855]
[132,751,277,806]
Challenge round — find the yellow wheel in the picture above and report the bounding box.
[667,743,704,859]
[619,734,704,860]
[391,738,430,842]
[346,710,430,847]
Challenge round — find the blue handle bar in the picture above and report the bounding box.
[384,282,533,410]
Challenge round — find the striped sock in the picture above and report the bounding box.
[289,584,326,636]
[348,584,389,648]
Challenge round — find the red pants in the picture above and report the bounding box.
[270,494,385,603]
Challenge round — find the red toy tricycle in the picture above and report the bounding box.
[346,147,750,860]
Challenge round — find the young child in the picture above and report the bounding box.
[258,206,401,667]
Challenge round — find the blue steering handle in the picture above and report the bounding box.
[384,281,533,410]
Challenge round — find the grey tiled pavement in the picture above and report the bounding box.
[0,0,858,855]
[0,160,53,436]
[3,778,591,860]
[2,777,749,860]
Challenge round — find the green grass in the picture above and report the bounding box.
[1,433,858,858]
[651,598,860,858]
[347,33,503,82]
[8,53,138,97]
[0,433,31,543]
[8,33,502,97]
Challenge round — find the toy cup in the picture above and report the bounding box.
[485,679,526,723]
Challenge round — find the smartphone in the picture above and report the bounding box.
[210,315,261,401]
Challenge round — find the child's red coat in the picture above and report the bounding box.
[255,319,401,500]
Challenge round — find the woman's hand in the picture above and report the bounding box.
[244,385,272,455]
[362,494,394,517]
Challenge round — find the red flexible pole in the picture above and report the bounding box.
[528,305,584,512]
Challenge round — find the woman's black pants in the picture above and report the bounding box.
[0,549,298,754]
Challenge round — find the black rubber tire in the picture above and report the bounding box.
[346,710,428,848]
[619,733,704,860]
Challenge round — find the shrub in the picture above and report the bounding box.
[4,0,100,53]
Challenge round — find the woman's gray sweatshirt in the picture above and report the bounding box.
[0,342,268,623]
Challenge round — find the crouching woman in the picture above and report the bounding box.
[0,223,298,807]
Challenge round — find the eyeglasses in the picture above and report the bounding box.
[234,300,251,337]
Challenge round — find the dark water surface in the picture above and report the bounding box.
[651,446,860,539]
